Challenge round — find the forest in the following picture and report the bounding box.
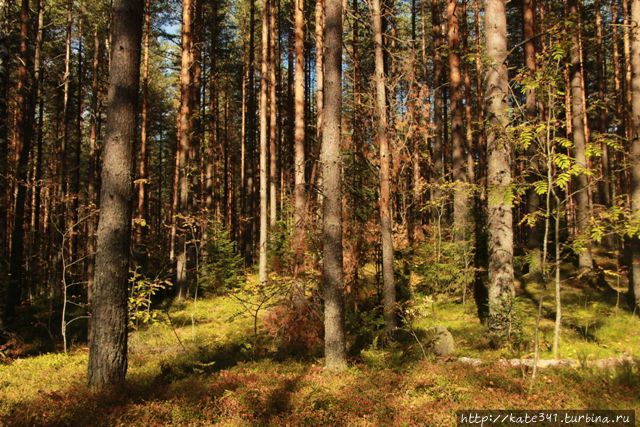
[0,0,639,424]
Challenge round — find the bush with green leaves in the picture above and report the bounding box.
[200,220,244,294]
[128,268,173,329]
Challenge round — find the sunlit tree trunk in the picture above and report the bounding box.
[322,0,347,369]
[292,0,306,275]
[269,0,278,229]
[628,0,640,312]
[448,0,470,239]
[568,0,593,270]
[135,0,151,246]
[174,0,194,298]
[372,0,397,335]
[258,0,270,286]
[485,0,515,344]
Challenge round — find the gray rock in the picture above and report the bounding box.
[430,326,455,356]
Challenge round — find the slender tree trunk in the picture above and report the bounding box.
[135,0,151,245]
[258,0,270,286]
[485,0,515,344]
[175,0,194,298]
[292,0,306,275]
[7,0,35,325]
[88,0,143,388]
[269,0,278,229]
[0,0,10,325]
[448,0,470,239]
[629,0,640,312]
[568,0,593,270]
[595,0,611,207]
[322,0,347,369]
[86,27,101,307]
[431,0,444,204]
[523,0,542,273]
[372,0,397,335]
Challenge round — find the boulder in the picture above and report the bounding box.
[430,326,455,356]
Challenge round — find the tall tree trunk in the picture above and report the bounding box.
[258,0,270,286]
[322,0,347,369]
[7,0,35,325]
[448,0,470,239]
[269,0,278,229]
[485,0,515,344]
[431,0,444,204]
[135,0,151,246]
[175,0,194,298]
[568,0,593,270]
[628,0,640,312]
[0,0,10,325]
[87,0,143,388]
[86,27,101,307]
[523,0,542,273]
[372,0,397,335]
[595,0,611,207]
[292,0,306,275]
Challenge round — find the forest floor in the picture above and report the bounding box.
[1,265,639,426]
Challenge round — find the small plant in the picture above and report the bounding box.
[200,220,244,294]
[128,268,173,329]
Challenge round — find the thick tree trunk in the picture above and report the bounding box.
[485,0,515,344]
[88,0,143,388]
[595,0,611,207]
[568,0,593,270]
[175,0,194,298]
[629,0,640,312]
[372,0,397,335]
[322,0,347,370]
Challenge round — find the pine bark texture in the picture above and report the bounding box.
[629,0,640,311]
[322,0,347,370]
[485,0,515,343]
[88,0,143,388]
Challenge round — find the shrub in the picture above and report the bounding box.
[200,220,244,294]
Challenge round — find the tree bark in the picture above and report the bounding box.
[568,0,593,270]
[448,0,470,239]
[269,0,278,229]
[88,0,143,388]
[629,0,640,312]
[7,0,36,325]
[485,0,515,344]
[431,0,444,204]
[135,0,151,246]
[372,0,397,335]
[292,0,306,275]
[322,0,347,369]
[174,0,194,298]
[258,0,270,286]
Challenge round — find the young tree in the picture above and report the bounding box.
[322,0,347,370]
[485,0,515,343]
[372,0,397,335]
[88,0,143,388]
